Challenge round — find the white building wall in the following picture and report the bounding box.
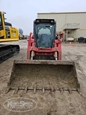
[37,12,86,39]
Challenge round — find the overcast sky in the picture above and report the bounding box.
[0,0,86,34]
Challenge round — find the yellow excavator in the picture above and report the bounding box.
[0,11,20,63]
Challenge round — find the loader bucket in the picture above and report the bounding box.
[7,60,80,92]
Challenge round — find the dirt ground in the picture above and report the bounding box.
[0,40,86,115]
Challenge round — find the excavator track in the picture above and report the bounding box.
[0,44,20,63]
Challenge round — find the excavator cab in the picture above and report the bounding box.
[0,11,19,41]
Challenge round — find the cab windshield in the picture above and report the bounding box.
[35,24,55,48]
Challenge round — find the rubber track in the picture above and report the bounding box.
[0,44,20,63]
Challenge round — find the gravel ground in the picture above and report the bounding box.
[0,40,86,115]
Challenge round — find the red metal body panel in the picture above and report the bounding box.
[27,33,63,60]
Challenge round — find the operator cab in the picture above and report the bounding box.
[0,12,12,39]
[34,19,56,48]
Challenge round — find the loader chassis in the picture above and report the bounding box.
[27,19,61,60]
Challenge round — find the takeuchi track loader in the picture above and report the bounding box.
[6,19,80,94]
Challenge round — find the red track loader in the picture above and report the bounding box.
[7,19,80,94]
[27,19,62,61]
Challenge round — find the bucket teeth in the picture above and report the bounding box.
[24,87,28,94]
[34,87,36,94]
[77,88,80,93]
[68,88,72,94]
[42,87,45,93]
[5,87,79,94]
[14,87,19,94]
